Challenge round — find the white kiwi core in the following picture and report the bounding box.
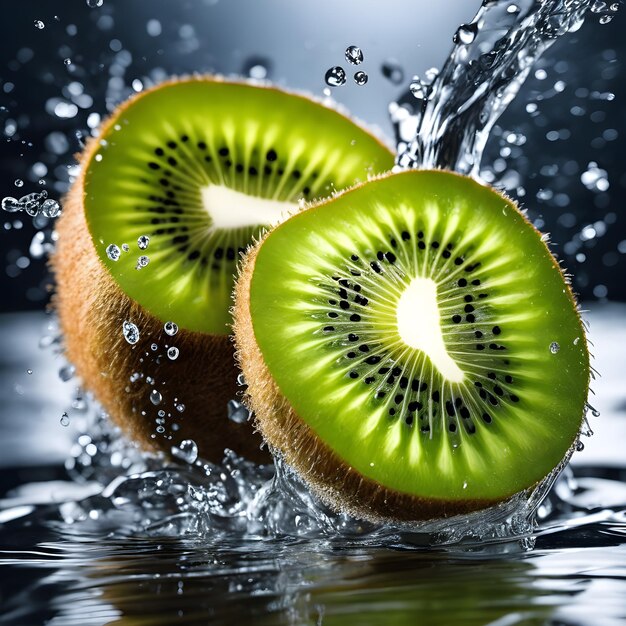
[201,184,297,230]
[396,277,465,383]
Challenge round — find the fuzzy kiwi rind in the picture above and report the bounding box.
[52,75,394,463]
[233,169,590,522]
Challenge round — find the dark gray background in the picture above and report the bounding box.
[1,0,624,310]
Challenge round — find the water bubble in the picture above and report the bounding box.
[167,347,179,360]
[345,45,363,65]
[14,179,24,188]
[41,199,61,218]
[381,60,404,84]
[135,255,150,269]
[453,23,478,45]
[2,197,21,213]
[227,399,250,424]
[122,321,140,345]
[164,321,178,336]
[86,0,104,6]
[549,341,560,354]
[171,439,198,464]
[60,412,70,427]
[106,244,121,261]
[354,71,368,86]
[324,66,346,87]
[150,390,163,406]
[34,20,45,29]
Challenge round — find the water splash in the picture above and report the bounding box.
[392,0,595,176]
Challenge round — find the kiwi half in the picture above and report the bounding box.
[234,170,590,521]
[52,76,394,463]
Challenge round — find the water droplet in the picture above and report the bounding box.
[227,399,250,424]
[86,0,104,6]
[151,343,158,351]
[41,199,60,218]
[242,56,272,80]
[354,71,368,86]
[453,22,478,45]
[237,373,246,386]
[135,255,150,269]
[610,1,620,10]
[409,78,427,99]
[171,439,198,464]
[26,369,33,375]
[156,425,165,434]
[106,244,121,261]
[599,14,613,23]
[549,341,560,354]
[150,389,163,406]
[63,58,72,66]
[14,179,24,188]
[58,364,76,382]
[137,235,150,250]
[164,321,178,336]
[34,20,45,29]
[592,0,607,12]
[345,45,363,65]
[167,347,179,360]
[175,403,186,413]
[324,66,346,87]
[122,243,129,252]
[2,197,22,213]
[576,440,585,452]
[506,4,519,13]
[60,412,70,427]
[581,162,609,192]
[381,60,404,85]
[122,321,140,344]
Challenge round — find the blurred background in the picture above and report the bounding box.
[0,0,624,311]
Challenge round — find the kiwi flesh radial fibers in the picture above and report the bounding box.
[52,76,394,463]
[234,169,590,522]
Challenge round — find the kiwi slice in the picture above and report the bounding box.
[234,170,590,521]
[52,76,394,462]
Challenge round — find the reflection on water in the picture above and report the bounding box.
[1,472,626,625]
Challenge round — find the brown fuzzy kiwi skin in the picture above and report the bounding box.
[53,156,270,463]
[232,170,589,523]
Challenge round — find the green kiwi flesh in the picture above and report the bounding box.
[86,77,394,334]
[235,170,589,520]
